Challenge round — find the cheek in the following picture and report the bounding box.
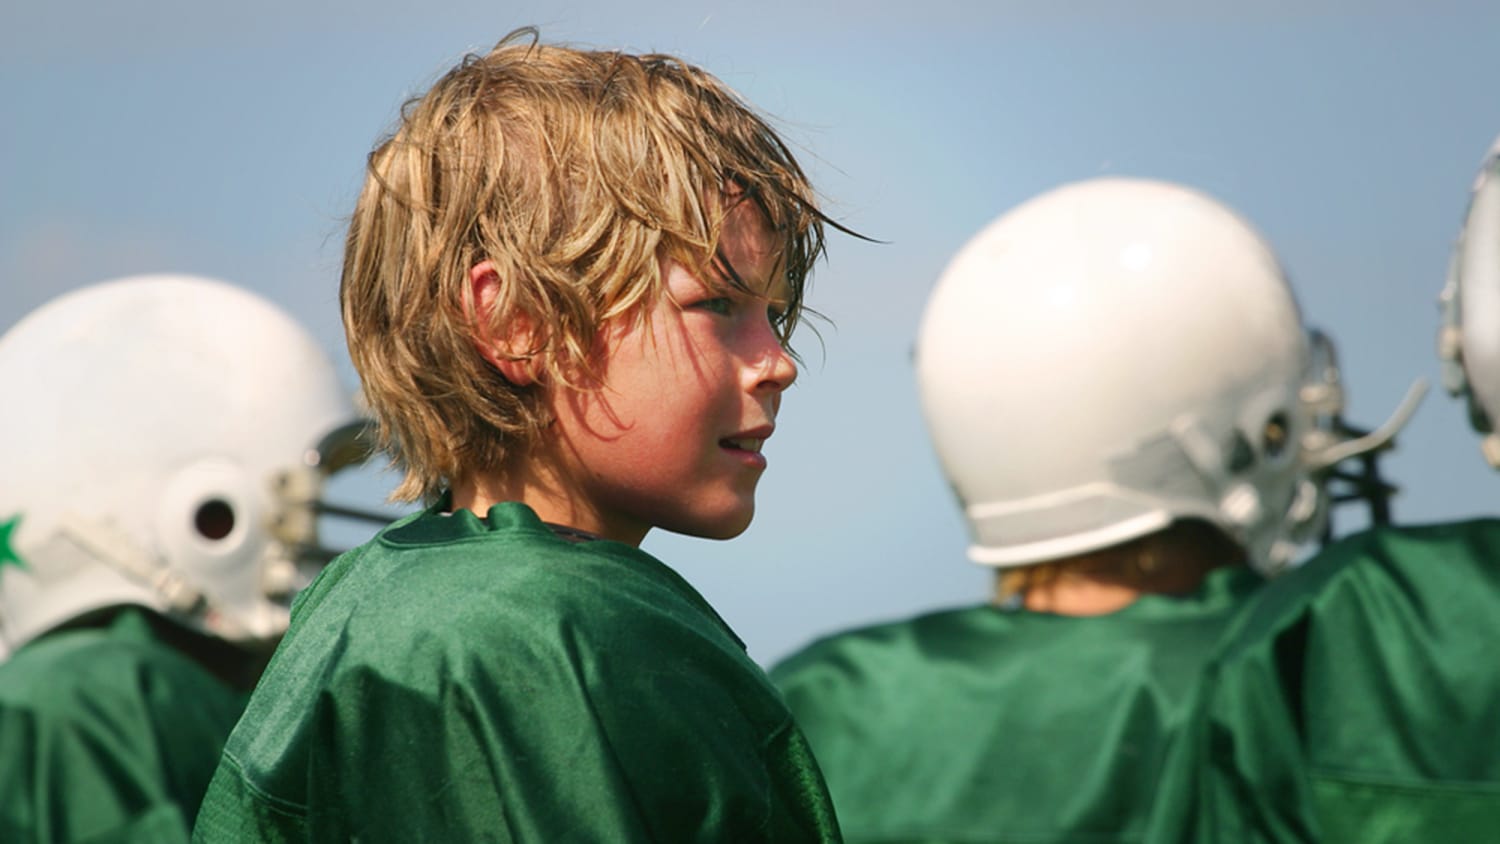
[560,317,732,450]
[615,330,725,414]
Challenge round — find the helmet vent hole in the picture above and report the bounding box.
[194,499,236,541]
[1264,412,1290,459]
[1226,432,1255,474]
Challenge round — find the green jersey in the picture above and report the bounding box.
[770,565,1261,844]
[1150,519,1500,844]
[194,502,841,843]
[0,608,248,843]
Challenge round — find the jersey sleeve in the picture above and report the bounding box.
[1144,634,1322,844]
[0,645,241,844]
[1149,520,1500,844]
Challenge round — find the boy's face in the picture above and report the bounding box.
[545,201,797,545]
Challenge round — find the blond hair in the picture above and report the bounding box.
[342,28,831,503]
[995,520,1247,604]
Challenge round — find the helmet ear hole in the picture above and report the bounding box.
[194,499,236,541]
[1263,412,1290,459]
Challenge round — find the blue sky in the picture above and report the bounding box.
[3,1,1498,664]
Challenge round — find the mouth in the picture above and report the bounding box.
[719,425,774,457]
[719,437,764,453]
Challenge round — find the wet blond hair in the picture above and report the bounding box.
[995,520,1247,605]
[342,28,831,503]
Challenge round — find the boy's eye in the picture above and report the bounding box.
[767,304,789,328]
[694,297,735,316]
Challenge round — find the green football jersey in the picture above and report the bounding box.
[770,565,1261,844]
[1149,519,1500,844]
[193,502,841,843]
[0,608,248,844]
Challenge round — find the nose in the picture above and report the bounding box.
[762,343,798,392]
[751,327,798,397]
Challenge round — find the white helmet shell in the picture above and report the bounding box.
[916,178,1320,574]
[0,275,363,651]
[1440,134,1500,466]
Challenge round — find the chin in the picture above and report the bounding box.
[666,505,756,541]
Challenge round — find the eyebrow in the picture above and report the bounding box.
[710,249,752,294]
[709,249,790,303]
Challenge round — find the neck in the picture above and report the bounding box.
[451,457,649,547]
[141,611,272,691]
[992,522,1240,617]
[1004,578,1144,616]
[993,561,1220,617]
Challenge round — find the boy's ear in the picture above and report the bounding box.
[468,260,541,387]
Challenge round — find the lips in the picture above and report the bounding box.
[719,425,774,454]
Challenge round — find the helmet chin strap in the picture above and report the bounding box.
[53,515,259,642]
[1307,379,1429,535]
[54,453,397,646]
[1304,379,1429,471]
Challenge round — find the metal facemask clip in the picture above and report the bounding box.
[269,420,397,568]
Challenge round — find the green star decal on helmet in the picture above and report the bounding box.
[0,514,25,571]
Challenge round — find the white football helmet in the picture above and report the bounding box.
[0,275,378,652]
[1440,134,1500,467]
[916,177,1407,575]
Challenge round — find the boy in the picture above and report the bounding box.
[1148,135,1500,844]
[771,178,1406,843]
[0,275,375,843]
[194,29,843,842]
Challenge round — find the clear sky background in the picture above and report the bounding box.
[3,1,1498,666]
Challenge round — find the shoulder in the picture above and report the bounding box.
[0,613,232,717]
[774,574,1257,694]
[773,607,972,675]
[1255,518,1500,617]
[1212,518,1500,667]
[0,629,123,721]
[328,506,715,619]
[0,613,243,813]
[1312,517,1500,575]
[770,606,999,713]
[216,519,805,833]
[234,511,781,766]
[338,530,739,672]
[774,582,1260,732]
